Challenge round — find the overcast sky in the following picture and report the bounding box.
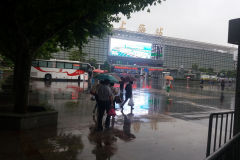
[112,0,240,47]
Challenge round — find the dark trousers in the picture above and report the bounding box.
[221,85,225,91]
[93,103,98,113]
[120,92,123,100]
[97,100,111,130]
[93,96,99,113]
[121,95,131,107]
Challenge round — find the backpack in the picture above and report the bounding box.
[115,96,122,103]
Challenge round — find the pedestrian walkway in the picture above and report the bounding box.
[0,80,235,160]
[0,113,208,160]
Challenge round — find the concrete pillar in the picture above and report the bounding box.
[234,46,240,135]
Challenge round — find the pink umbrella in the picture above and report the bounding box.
[123,76,136,82]
[119,73,136,82]
[120,73,129,76]
[93,69,108,73]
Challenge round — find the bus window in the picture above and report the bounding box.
[47,61,54,68]
[56,62,64,68]
[39,60,47,67]
[32,60,38,67]
[73,64,80,69]
[65,63,73,69]
[81,64,88,71]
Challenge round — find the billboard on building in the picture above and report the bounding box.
[109,38,152,59]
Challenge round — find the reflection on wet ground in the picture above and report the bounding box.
[0,79,235,160]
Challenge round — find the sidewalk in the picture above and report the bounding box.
[0,101,209,160]
[1,80,231,160]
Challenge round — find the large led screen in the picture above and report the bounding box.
[110,38,152,59]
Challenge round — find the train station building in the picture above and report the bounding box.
[53,29,237,75]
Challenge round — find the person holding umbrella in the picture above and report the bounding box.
[93,74,119,130]
[121,81,133,109]
[164,76,173,97]
[96,79,113,131]
[165,79,171,96]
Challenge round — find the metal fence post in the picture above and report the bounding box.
[206,114,213,157]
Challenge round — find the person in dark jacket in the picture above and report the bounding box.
[119,77,125,101]
[221,80,225,91]
[119,77,124,92]
[120,81,133,108]
[200,79,204,89]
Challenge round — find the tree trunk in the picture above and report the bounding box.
[13,48,32,113]
[234,46,240,135]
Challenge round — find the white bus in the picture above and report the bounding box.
[30,59,92,81]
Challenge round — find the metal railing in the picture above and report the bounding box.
[205,132,240,160]
[206,111,234,157]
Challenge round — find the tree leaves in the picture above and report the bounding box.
[0,0,163,59]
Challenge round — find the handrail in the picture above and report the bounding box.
[205,132,240,160]
[206,111,234,157]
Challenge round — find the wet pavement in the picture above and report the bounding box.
[0,78,235,160]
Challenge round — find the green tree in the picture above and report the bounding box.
[102,61,111,72]
[192,64,198,71]
[0,0,164,113]
[0,54,14,68]
[199,68,206,73]
[218,70,226,77]
[231,70,237,78]
[226,70,237,78]
[206,68,214,75]
[69,49,86,62]
[35,38,60,60]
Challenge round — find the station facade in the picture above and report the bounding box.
[54,29,236,74]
